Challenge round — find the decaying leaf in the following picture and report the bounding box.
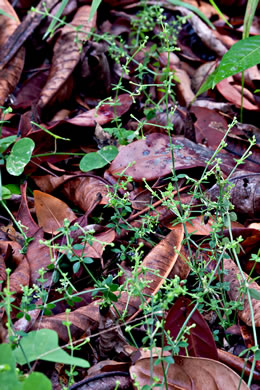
[207,172,260,220]
[34,190,76,234]
[0,0,25,108]
[223,258,260,327]
[38,5,96,111]
[129,349,249,390]
[67,94,132,127]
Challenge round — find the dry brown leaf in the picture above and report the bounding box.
[26,228,53,284]
[0,0,25,108]
[67,94,132,127]
[34,190,76,234]
[9,257,30,294]
[218,348,260,381]
[130,349,250,390]
[16,182,39,237]
[38,5,96,110]
[223,258,260,327]
[63,176,109,212]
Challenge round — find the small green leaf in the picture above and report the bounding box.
[6,138,35,176]
[80,145,118,172]
[249,288,260,300]
[14,329,90,368]
[0,135,16,153]
[197,35,260,95]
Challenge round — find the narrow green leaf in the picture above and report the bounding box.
[167,0,215,29]
[43,0,69,39]
[14,329,90,368]
[89,0,102,21]
[249,288,260,300]
[80,145,118,172]
[208,0,232,27]
[197,35,260,95]
[243,0,259,39]
[0,8,16,20]
[6,138,35,176]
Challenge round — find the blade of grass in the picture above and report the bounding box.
[167,0,215,29]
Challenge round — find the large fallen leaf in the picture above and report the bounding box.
[34,190,76,234]
[109,133,260,180]
[0,0,25,108]
[130,349,250,390]
[223,258,260,326]
[38,5,96,110]
[164,296,218,360]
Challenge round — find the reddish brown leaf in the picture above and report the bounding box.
[16,182,39,237]
[165,296,218,360]
[0,253,6,291]
[72,229,116,259]
[67,94,132,127]
[218,348,260,381]
[109,133,206,181]
[26,229,52,284]
[63,176,109,212]
[9,257,30,294]
[0,241,24,267]
[34,190,76,234]
[129,349,250,390]
[216,78,259,110]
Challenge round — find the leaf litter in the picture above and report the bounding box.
[0,0,259,389]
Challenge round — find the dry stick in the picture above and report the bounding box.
[127,186,189,223]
